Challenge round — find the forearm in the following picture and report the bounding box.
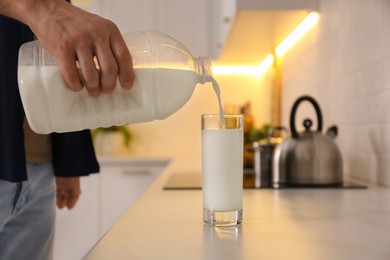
[0,0,68,28]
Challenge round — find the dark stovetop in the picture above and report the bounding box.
[163,173,367,190]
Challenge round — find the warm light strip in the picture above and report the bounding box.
[212,12,318,77]
[275,12,319,57]
[213,54,274,78]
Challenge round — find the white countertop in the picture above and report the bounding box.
[85,160,390,260]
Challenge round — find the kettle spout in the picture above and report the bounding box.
[326,125,338,139]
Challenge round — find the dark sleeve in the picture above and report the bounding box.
[51,130,100,177]
[0,16,33,182]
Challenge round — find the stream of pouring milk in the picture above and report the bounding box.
[209,77,226,128]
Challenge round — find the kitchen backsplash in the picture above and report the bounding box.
[281,0,390,186]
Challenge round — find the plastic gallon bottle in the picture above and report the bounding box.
[18,31,213,134]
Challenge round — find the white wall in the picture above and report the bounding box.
[281,0,390,186]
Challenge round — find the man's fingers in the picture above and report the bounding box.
[95,46,118,94]
[56,190,80,209]
[77,50,100,97]
[60,55,83,92]
[56,193,66,209]
[111,32,134,90]
[66,192,80,209]
[57,28,133,96]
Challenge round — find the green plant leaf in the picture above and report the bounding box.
[92,125,133,149]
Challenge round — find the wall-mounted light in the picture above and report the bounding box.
[275,12,319,57]
[212,11,319,77]
[213,54,274,78]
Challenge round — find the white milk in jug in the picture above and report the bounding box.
[18,66,199,134]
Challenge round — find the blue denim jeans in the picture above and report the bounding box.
[0,163,56,260]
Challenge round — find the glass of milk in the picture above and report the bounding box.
[201,114,244,226]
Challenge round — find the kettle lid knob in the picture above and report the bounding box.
[303,119,313,131]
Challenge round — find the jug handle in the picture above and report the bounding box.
[290,95,323,139]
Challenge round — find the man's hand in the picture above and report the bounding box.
[1,0,134,97]
[55,177,81,209]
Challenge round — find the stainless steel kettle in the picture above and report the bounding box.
[273,96,343,186]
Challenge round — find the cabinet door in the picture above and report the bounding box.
[98,162,166,236]
[53,159,167,260]
[93,0,236,59]
[53,175,100,260]
[209,0,237,59]
[96,0,156,33]
[154,0,209,57]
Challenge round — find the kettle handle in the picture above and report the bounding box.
[290,95,323,139]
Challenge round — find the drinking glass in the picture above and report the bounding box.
[201,114,244,226]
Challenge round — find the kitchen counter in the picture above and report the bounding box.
[85,160,390,260]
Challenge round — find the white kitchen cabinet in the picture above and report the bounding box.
[237,0,319,10]
[152,0,209,57]
[94,0,237,59]
[98,159,169,237]
[96,0,156,33]
[209,0,237,59]
[53,174,100,260]
[53,158,168,260]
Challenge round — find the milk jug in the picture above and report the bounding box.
[18,31,213,134]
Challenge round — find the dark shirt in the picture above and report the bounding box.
[0,15,99,182]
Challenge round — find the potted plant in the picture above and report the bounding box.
[92,125,133,155]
